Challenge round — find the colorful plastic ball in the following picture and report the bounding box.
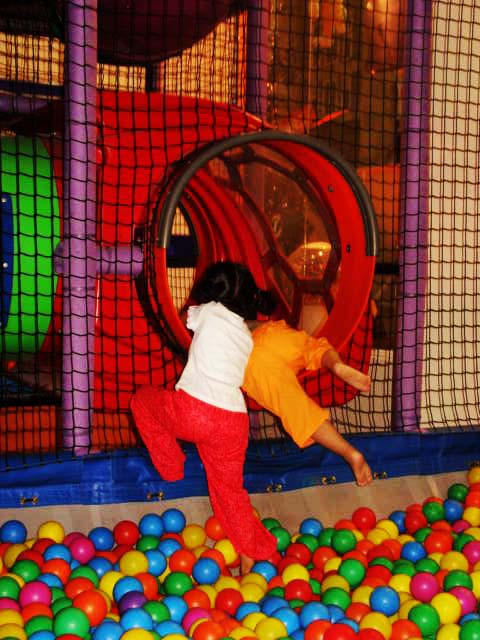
[444,499,465,521]
[409,571,440,602]
[430,591,462,625]
[112,520,140,546]
[460,619,480,640]
[449,483,469,502]
[317,623,353,640]
[359,611,392,639]
[161,509,186,534]
[285,542,312,566]
[407,603,441,637]
[52,606,90,637]
[331,530,357,555]
[215,588,244,616]
[444,570,473,591]
[181,525,206,550]
[43,544,72,564]
[389,618,421,640]
[37,521,65,544]
[161,595,189,623]
[88,527,114,552]
[303,619,331,640]
[284,579,313,603]
[423,500,445,523]
[299,518,323,537]
[369,586,400,616]
[182,607,211,632]
[404,510,428,534]
[449,586,477,616]
[320,588,351,612]
[192,557,221,585]
[270,527,291,553]
[19,580,52,607]
[88,556,113,579]
[72,588,109,626]
[28,631,56,640]
[157,536,182,557]
[251,561,277,583]
[0,521,27,544]
[92,619,123,640]
[204,516,225,541]
[299,601,330,627]
[271,608,300,635]
[11,558,41,582]
[138,514,164,538]
[113,575,144,602]
[141,550,166,578]
[463,540,480,564]
[120,606,154,631]
[400,541,426,563]
[424,530,453,554]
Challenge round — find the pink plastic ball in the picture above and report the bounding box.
[182,607,212,632]
[69,535,96,564]
[0,598,20,611]
[410,572,441,602]
[449,586,477,615]
[452,520,470,533]
[462,540,480,564]
[18,580,52,607]
[64,531,84,546]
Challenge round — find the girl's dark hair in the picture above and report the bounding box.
[190,261,277,320]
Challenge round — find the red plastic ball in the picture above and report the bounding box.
[184,587,212,610]
[135,572,159,600]
[424,530,453,554]
[73,589,108,626]
[169,549,196,574]
[323,623,357,640]
[284,578,314,602]
[205,516,225,541]
[41,558,71,584]
[312,546,337,569]
[200,549,227,573]
[21,602,54,622]
[286,542,312,565]
[192,619,225,640]
[390,618,422,640]
[352,507,377,531]
[345,602,370,623]
[113,520,140,546]
[357,629,385,640]
[404,510,428,534]
[304,619,332,640]
[335,519,356,531]
[215,587,244,615]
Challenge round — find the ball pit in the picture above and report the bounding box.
[2,471,480,638]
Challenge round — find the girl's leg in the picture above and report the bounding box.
[311,419,373,487]
[130,386,186,481]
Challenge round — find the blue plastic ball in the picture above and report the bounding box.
[192,557,221,585]
[29,632,56,640]
[261,596,289,616]
[251,560,277,583]
[89,556,113,578]
[299,602,330,627]
[272,606,301,634]
[401,540,427,563]
[299,518,323,537]
[157,538,182,557]
[370,586,400,616]
[92,620,123,640]
[161,508,186,533]
[161,595,188,623]
[291,630,305,640]
[389,510,406,533]
[0,519,27,543]
[139,513,164,537]
[155,621,185,636]
[88,526,114,551]
[328,604,345,623]
[145,549,167,576]
[444,499,464,522]
[113,576,144,602]
[236,601,261,620]
[37,573,64,589]
[43,543,72,563]
[120,607,154,631]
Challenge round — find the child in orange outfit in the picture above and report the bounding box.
[242,305,373,487]
[131,262,277,574]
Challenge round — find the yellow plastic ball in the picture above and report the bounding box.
[193,545,209,559]
[367,528,390,545]
[242,612,267,630]
[214,539,238,566]
[0,623,27,640]
[215,575,241,592]
[431,592,462,625]
[182,524,207,549]
[161,636,188,640]
[428,552,443,564]
[323,557,342,573]
[241,573,268,591]
[398,534,415,544]
[118,549,149,575]
[398,598,420,620]
[469,570,480,598]
[464,526,480,541]
[230,626,257,639]
[436,622,460,640]
[321,575,350,593]
[467,467,480,485]
[121,631,155,640]
[2,545,26,569]
[352,584,373,605]
[351,529,365,541]
[198,584,217,606]
[255,616,288,640]
[359,611,392,638]
[281,562,310,584]
[0,611,23,627]
[376,519,399,538]
[99,570,124,599]
[389,573,411,594]
[37,520,65,543]
[240,582,265,603]
[463,507,480,527]
[439,550,469,572]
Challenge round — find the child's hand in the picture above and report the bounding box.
[333,362,371,392]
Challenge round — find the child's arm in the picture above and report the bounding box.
[322,347,371,392]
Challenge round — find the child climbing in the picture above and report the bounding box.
[242,290,373,487]
[130,261,277,574]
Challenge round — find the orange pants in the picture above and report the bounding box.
[130,387,277,560]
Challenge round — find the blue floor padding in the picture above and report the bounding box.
[0,430,479,508]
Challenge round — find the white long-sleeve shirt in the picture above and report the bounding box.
[175,301,253,412]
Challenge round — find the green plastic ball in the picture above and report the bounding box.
[339,558,366,588]
[163,571,193,596]
[10,558,41,582]
[448,483,469,502]
[296,534,319,553]
[271,526,291,552]
[460,619,480,640]
[69,565,99,586]
[136,534,160,552]
[321,586,351,610]
[25,615,54,635]
[53,606,90,638]
[408,603,441,637]
[415,557,440,574]
[262,518,281,531]
[317,528,335,547]
[392,559,416,576]
[443,569,473,591]
[422,501,445,523]
[143,600,171,623]
[331,529,357,555]
[0,576,21,599]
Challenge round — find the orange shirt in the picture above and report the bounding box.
[242,320,332,447]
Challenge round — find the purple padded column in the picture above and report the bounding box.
[62,0,98,453]
[394,0,432,431]
[246,0,270,119]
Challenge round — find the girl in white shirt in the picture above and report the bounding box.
[130,261,277,573]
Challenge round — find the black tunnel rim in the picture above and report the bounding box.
[156,129,379,258]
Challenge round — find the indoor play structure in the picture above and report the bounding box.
[0,1,480,639]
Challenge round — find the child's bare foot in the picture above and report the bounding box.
[240,554,254,575]
[333,363,371,392]
[348,450,373,487]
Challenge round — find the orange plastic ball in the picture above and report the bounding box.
[73,588,109,626]
[192,619,225,640]
[304,619,332,640]
[205,516,225,541]
[184,587,212,610]
[169,548,197,574]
